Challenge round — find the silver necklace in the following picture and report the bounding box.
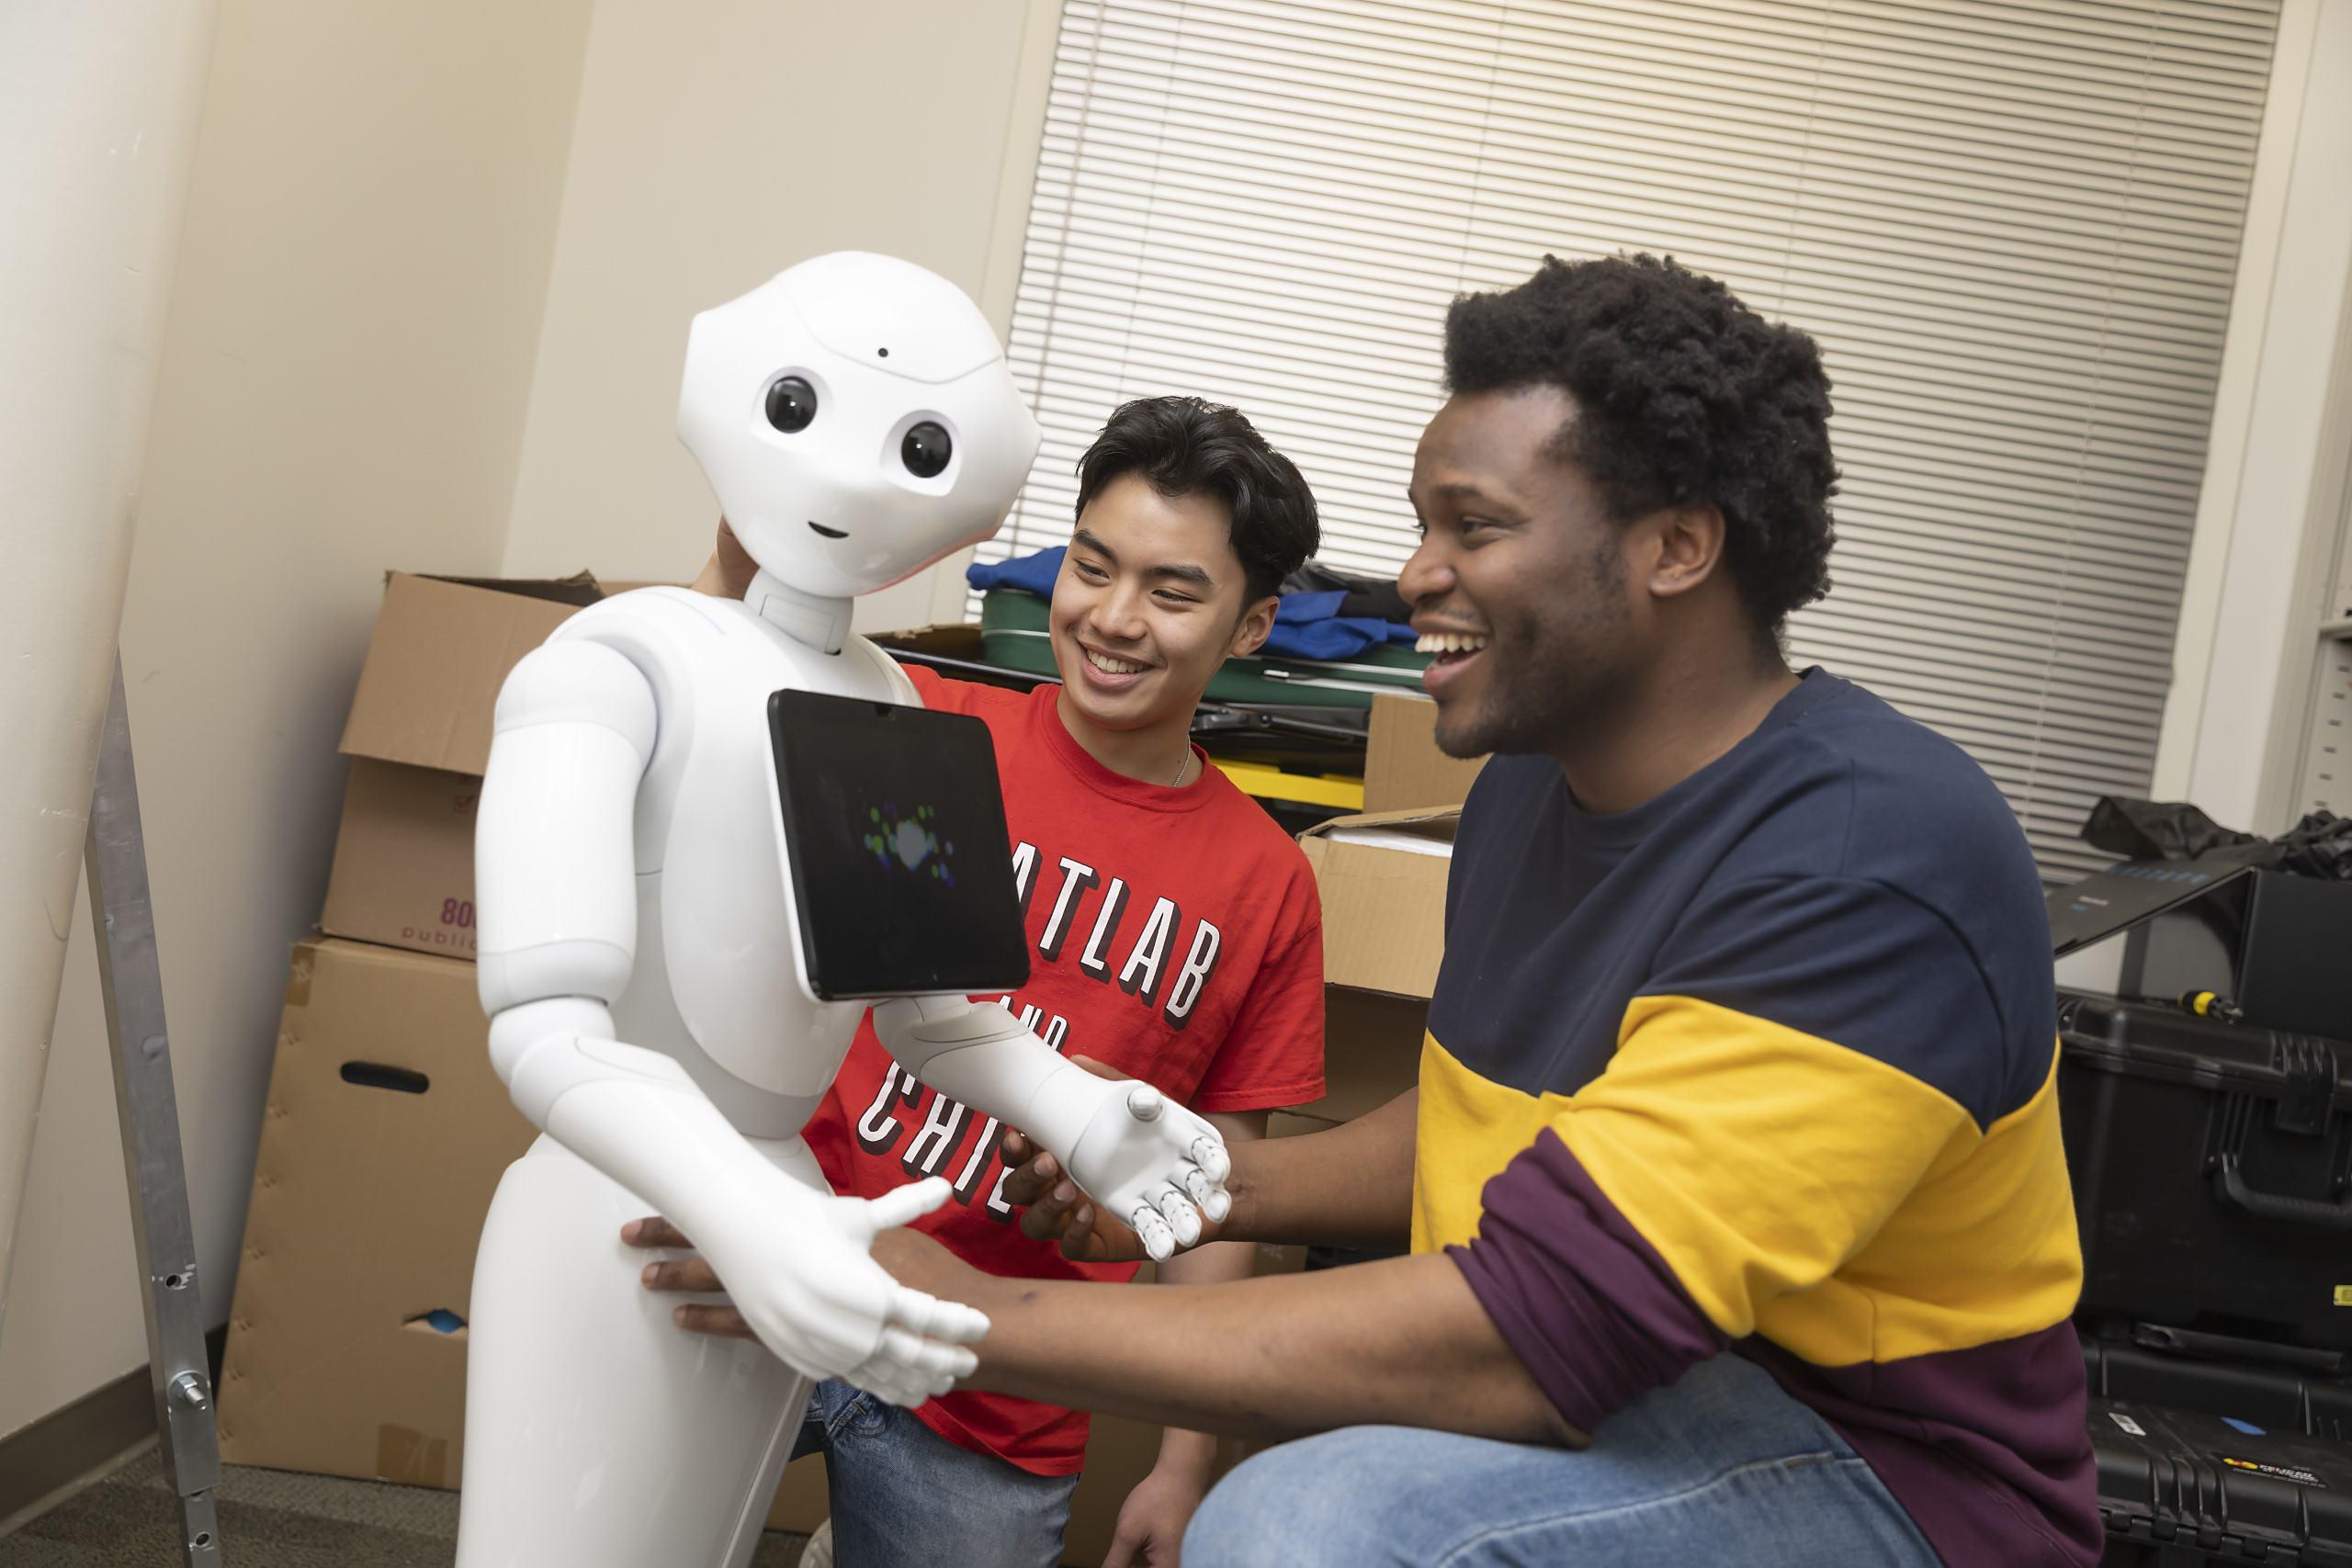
[1170,748,1192,787]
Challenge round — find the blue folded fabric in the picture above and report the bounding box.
[967,547,1415,661]
[1268,592,1418,660]
[967,547,1065,600]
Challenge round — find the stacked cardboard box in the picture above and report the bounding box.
[219,572,605,1491]
[321,572,601,958]
[216,936,536,1484]
[1294,726,1465,1132]
[1361,691,1487,815]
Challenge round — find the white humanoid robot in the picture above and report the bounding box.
[455,253,1231,1567]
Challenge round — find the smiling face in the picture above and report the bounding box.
[1049,473,1276,738]
[1401,385,1642,759]
[675,253,1043,599]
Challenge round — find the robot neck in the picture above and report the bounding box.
[746,570,853,656]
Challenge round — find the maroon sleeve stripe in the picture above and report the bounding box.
[1447,1128,1726,1432]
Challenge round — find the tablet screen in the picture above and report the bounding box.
[767,688,1031,999]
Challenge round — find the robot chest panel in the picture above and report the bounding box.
[661,624,901,864]
[651,617,902,1089]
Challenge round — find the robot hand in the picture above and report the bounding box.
[694,1175,989,1406]
[869,999,1230,1263]
[1060,1085,1232,1263]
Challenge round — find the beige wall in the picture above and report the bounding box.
[2154,0,2352,832]
[0,0,1065,1447]
[499,0,1062,631]
[0,0,595,1438]
[0,0,217,1351]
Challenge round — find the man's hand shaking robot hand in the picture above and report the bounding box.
[454,253,1229,1567]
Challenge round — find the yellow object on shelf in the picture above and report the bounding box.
[1208,757,1364,810]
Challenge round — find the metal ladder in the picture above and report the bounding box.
[84,652,224,1564]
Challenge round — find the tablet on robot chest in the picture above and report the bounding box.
[767,689,1031,1001]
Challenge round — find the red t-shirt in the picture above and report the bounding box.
[802,665,1327,1475]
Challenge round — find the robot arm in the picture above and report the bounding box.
[871,994,1232,1261]
[475,640,986,1403]
[474,637,646,1031]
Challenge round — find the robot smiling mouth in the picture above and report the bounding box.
[807,521,849,540]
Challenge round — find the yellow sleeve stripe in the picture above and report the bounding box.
[1560,994,1974,1341]
[1411,1031,1569,1256]
[1775,1040,2082,1363]
[1415,1008,2083,1363]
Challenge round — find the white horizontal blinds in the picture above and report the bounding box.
[999,0,1510,579]
[993,0,2279,881]
[1472,0,2282,883]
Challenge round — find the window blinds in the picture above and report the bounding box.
[989,0,2280,880]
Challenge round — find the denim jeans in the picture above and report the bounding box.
[792,1379,1080,1568]
[1183,1353,1945,1567]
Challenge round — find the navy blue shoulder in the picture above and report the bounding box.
[1678,680,2055,1122]
[1430,675,2053,1124]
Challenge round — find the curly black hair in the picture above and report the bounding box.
[1443,254,1838,637]
[1075,395,1320,604]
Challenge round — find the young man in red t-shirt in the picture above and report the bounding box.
[640,395,1328,1567]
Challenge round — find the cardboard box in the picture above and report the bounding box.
[1284,797,1453,1123]
[871,622,986,662]
[321,581,989,959]
[1299,987,1427,1123]
[765,1448,830,1538]
[1363,693,1486,814]
[218,937,537,1485]
[322,572,605,958]
[1296,807,1455,1000]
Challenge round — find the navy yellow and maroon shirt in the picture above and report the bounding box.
[1428,670,2098,1568]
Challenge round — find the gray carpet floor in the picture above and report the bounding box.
[0,1448,815,1566]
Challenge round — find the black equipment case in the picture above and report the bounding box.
[2059,994,2352,1352]
[2056,993,2352,1564]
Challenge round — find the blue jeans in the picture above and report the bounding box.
[792,1379,1080,1568]
[1184,1354,1944,1567]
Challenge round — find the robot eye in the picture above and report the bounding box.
[900,421,952,479]
[764,376,818,434]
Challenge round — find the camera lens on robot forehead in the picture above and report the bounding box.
[765,375,818,434]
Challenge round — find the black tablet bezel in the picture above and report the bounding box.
[767,688,1032,1000]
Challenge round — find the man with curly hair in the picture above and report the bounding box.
[652,256,2099,1567]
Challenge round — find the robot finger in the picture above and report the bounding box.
[885,1324,979,1384]
[1125,1082,1165,1123]
[843,1339,922,1406]
[1179,1163,1233,1224]
[868,1359,959,1408]
[1131,1203,1176,1262]
[1155,1187,1202,1248]
[1188,1134,1231,1185]
[860,1326,977,1400]
[850,1359,930,1410]
[860,1176,957,1235]
[887,1285,991,1346]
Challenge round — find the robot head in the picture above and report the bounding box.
[677,253,1044,599]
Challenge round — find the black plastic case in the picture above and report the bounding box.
[2085,1340,2352,1444]
[2060,995,2352,1563]
[2090,1398,2352,1565]
[2057,994,2352,1354]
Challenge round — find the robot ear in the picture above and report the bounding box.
[676,308,725,456]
